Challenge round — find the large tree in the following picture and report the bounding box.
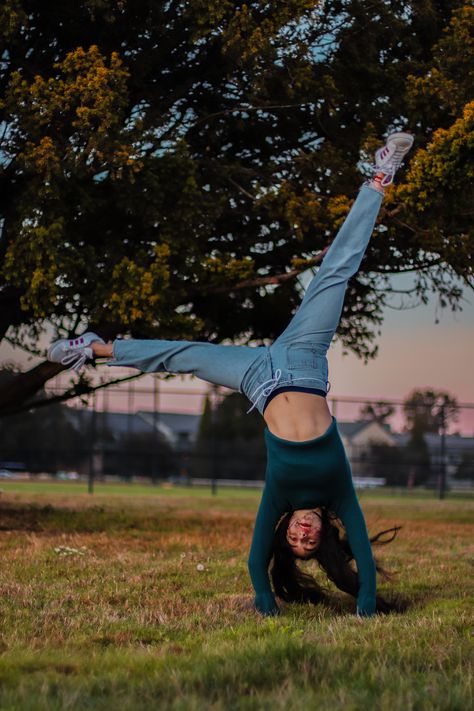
[0,0,472,415]
[403,388,459,437]
[359,401,395,424]
[402,388,458,486]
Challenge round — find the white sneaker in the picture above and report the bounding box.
[374,131,414,186]
[47,332,104,372]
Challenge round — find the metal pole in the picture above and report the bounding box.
[152,376,159,485]
[102,385,108,484]
[127,380,134,483]
[88,393,96,494]
[128,381,134,432]
[439,405,447,500]
[210,384,219,496]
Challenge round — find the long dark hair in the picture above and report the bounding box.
[271,508,406,614]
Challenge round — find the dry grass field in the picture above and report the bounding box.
[0,482,472,710]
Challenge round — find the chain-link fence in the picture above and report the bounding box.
[1,372,473,498]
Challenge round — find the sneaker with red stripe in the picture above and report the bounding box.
[374,131,414,186]
[47,332,104,372]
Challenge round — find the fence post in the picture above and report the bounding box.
[438,404,447,500]
[88,393,96,494]
[210,384,219,495]
[152,376,159,485]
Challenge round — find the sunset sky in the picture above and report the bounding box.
[328,276,474,401]
[326,276,474,434]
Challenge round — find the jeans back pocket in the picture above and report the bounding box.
[287,343,319,369]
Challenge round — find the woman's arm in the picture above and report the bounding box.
[247,485,284,616]
[335,491,377,616]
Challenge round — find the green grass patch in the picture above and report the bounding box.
[0,488,472,709]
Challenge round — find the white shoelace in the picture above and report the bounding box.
[60,350,90,373]
[247,369,283,413]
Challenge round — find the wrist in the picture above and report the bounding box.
[255,591,280,617]
[356,594,376,617]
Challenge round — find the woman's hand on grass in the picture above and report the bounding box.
[255,592,280,616]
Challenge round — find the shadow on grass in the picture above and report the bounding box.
[0,502,213,534]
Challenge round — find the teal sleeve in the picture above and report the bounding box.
[248,485,283,616]
[335,491,377,616]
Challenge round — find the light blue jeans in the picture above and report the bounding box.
[109,185,383,414]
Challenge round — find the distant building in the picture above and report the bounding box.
[63,407,201,477]
[393,430,474,485]
[337,420,397,475]
[65,408,200,451]
[338,420,397,450]
[136,411,200,452]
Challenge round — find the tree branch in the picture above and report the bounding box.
[1,372,145,417]
[227,176,258,201]
[384,301,425,311]
[3,335,45,358]
[374,256,445,274]
[198,249,329,294]
[194,101,314,127]
[0,360,64,416]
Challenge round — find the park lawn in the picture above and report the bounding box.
[0,479,262,507]
[0,486,472,710]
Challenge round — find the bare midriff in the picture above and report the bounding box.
[263,391,333,441]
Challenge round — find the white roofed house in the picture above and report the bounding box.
[137,411,201,482]
[63,408,200,480]
[337,420,398,484]
[136,411,200,453]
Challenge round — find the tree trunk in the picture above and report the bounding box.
[0,359,64,416]
[0,287,30,341]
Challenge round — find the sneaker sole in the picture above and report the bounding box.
[386,131,414,151]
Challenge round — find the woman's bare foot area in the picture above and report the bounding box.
[92,341,114,358]
[367,173,386,194]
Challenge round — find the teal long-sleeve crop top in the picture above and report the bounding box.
[248,417,376,617]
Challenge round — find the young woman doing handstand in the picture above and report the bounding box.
[48,132,414,617]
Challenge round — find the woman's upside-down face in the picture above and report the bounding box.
[286,508,323,558]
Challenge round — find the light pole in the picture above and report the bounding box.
[88,392,96,495]
[152,375,159,486]
[209,384,220,496]
[438,404,447,500]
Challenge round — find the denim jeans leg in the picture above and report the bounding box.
[108,338,265,393]
[275,184,383,353]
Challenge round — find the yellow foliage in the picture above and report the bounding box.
[23,136,61,179]
[326,195,353,231]
[259,179,327,240]
[202,256,255,281]
[396,100,474,212]
[108,245,171,326]
[201,0,321,65]
[3,219,65,316]
[7,45,134,178]
[0,0,28,40]
[407,6,474,118]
